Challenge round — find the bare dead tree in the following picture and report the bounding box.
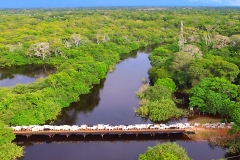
[71,34,81,48]
[203,25,213,48]
[63,40,72,48]
[28,42,50,60]
[96,32,101,44]
[178,20,186,51]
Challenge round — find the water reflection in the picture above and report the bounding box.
[16,45,237,160]
[0,65,56,86]
[16,136,237,160]
[52,79,105,125]
[51,48,154,126]
[14,134,187,145]
[119,45,158,60]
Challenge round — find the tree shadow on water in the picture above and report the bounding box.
[52,79,106,125]
[0,64,56,80]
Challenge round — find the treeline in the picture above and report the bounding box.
[134,78,187,121]
[0,8,167,125]
[141,8,240,153]
[0,8,166,160]
[0,7,240,159]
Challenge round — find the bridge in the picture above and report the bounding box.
[13,129,189,138]
[12,123,196,138]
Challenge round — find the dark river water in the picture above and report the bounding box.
[0,65,55,86]
[6,47,236,160]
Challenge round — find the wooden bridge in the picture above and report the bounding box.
[13,133,191,145]
[13,129,189,138]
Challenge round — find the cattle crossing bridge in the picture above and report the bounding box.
[12,123,196,138]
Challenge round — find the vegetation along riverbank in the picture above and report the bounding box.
[132,7,240,159]
[0,7,240,159]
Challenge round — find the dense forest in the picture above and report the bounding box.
[0,7,240,159]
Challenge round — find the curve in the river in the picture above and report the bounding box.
[15,47,234,160]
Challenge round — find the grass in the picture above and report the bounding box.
[188,115,222,125]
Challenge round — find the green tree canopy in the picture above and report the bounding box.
[154,78,177,93]
[148,67,170,83]
[187,56,239,86]
[145,85,172,101]
[138,142,190,160]
[147,98,186,121]
[170,51,194,87]
[189,77,238,116]
[0,121,23,160]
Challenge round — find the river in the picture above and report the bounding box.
[0,65,55,86]
[7,47,235,160]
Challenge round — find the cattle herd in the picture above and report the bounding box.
[10,122,233,132]
[201,122,233,129]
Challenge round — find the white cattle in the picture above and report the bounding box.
[106,126,115,130]
[127,125,134,130]
[12,126,21,131]
[70,127,79,131]
[80,125,87,130]
[158,126,164,130]
[218,126,225,129]
[164,126,170,129]
[54,126,61,131]
[31,127,39,132]
[122,127,128,130]
[194,123,200,127]
[98,126,105,130]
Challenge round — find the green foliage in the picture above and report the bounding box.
[149,45,176,69]
[155,78,177,93]
[189,77,238,116]
[135,85,186,121]
[138,142,190,160]
[0,56,109,125]
[0,121,23,160]
[135,84,150,99]
[0,7,240,158]
[230,102,240,126]
[170,52,194,70]
[145,85,172,102]
[169,51,194,87]
[208,47,240,67]
[148,67,170,83]
[147,98,187,121]
[134,105,149,117]
[151,47,171,57]
[187,56,239,86]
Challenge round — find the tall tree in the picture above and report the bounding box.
[178,20,185,51]
[189,77,238,116]
[203,24,213,49]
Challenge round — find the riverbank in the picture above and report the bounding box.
[188,127,230,140]
[187,116,235,140]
